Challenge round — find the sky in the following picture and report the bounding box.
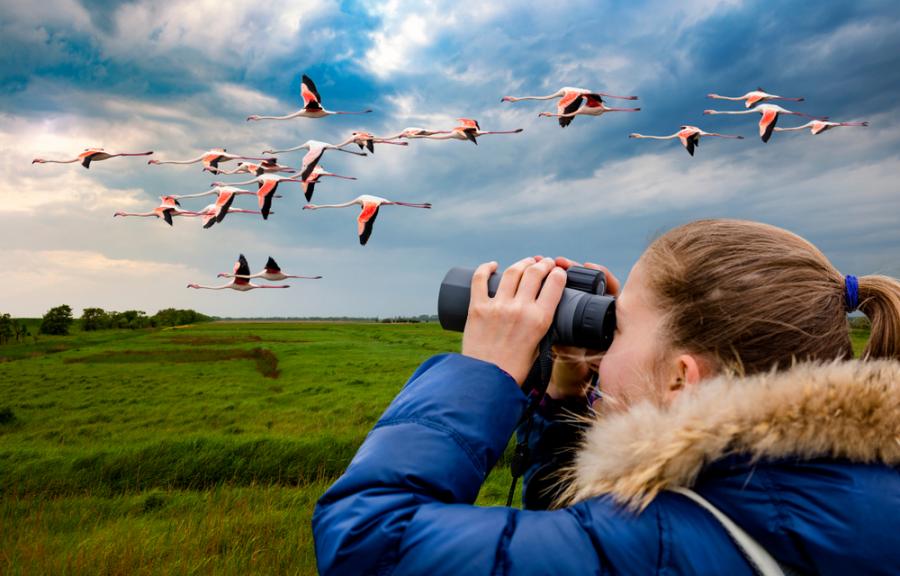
[2,0,899,318]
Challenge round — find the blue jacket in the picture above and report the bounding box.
[313,354,900,575]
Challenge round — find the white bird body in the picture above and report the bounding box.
[704,104,827,142]
[707,88,804,108]
[423,119,523,145]
[629,125,743,156]
[773,120,869,135]
[33,148,153,169]
[502,87,639,127]
[303,195,432,245]
[148,148,267,173]
[188,255,290,290]
[246,74,372,121]
[218,257,322,281]
[263,140,367,181]
[381,127,453,140]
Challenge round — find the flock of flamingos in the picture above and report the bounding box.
[31,76,869,292]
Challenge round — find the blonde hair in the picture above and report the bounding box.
[641,219,900,374]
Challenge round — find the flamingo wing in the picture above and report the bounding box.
[583,93,605,108]
[234,254,251,284]
[258,186,277,220]
[303,180,317,202]
[202,210,218,229]
[558,93,583,128]
[759,109,779,143]
[810,121,829,135]
[301,74,323,110]
[161,208,174,226]
[463,129,478,145]
[558,92,583,115]
[746,93,766,107]
[358,203,380,246]
[265,256,281,273]
[215,192,236,223]
[300,147,324,181]
[457,118,480,130]
[203,153,223,171]
[80,150,99,169]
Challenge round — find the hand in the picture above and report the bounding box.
[462,257,567,385]
[547,257,621,399]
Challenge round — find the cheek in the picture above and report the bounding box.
[597,341,629,400]
[597,333,660,407]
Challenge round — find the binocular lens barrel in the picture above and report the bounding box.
[438,266,616,350]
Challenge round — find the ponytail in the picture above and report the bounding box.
[858,275,900,360]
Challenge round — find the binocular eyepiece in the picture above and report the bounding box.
[438,265,616,350]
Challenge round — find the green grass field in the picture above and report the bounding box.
[0,322,871,575]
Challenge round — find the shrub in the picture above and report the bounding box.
[81,308,111,331]
[40,305,74,335]
[0,314,12,344]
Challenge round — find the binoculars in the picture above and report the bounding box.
[438,265,616,350]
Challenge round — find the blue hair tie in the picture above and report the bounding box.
[844,275,859,312]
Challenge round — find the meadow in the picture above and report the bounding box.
[0,321,871,575]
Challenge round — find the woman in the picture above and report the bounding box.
[313,219,900,575]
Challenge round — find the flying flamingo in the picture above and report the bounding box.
[301,165,357,202]
[246,74,372,121]
[262,140,367,181]
[378,127,453,140]
[303,194,432,246]
[113,196,199,226]
[32,148,153,169]
[774,120,870,136]
[148,149,269,173]
[216,158,296,176]
[193,202,266,229]
[217,256,322,282]
[538,94,641,127]
[424,119,523,145]
[210,174,304,220]
[335,131,409,153]
[502,87,639,127]
[171,186,280,227]
[629,126,744,156]
[188,255,290,291]
[704,104,828,143]
[707,88,805,108]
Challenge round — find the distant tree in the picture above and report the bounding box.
[40,305,74,335]
[108,310,150,329]
[0,314,13,345]
[151,308,214,327]
[12,319,28,343]
[81,308,110,331]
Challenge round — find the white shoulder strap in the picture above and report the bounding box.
[671,487,785,576]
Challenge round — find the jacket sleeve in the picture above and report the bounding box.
[312,354,608,575]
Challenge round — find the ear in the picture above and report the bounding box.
[664,353,706,404]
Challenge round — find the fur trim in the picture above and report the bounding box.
[561,359,900,510]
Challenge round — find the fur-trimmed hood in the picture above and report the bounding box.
[564,359,900,509]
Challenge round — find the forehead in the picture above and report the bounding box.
[617,260,654,316]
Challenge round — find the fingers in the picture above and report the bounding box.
[495,257,535,300]
[516,258,557,301]
[536,266,567,315]
[470,261,498,307]
[554,256,621,296]
[554,256,581,269]
[584,262,621,296]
